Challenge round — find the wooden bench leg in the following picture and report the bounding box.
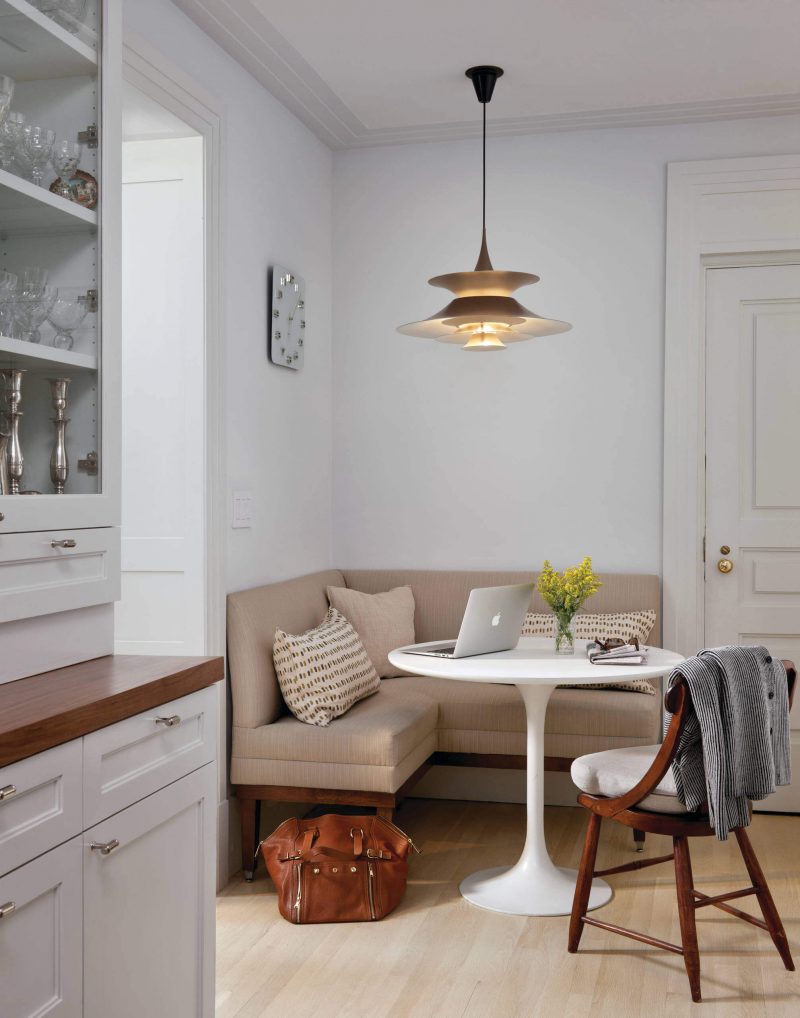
[376,805,394,822]
[568,812,602,953]
[633,829,646,852]
[240,796,261,882]
[734,827,795,971]
[673,835,701,1002]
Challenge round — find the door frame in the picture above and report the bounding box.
[663,155,800,656]
[122,34,228,883]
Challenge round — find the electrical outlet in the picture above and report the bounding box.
[232,490,253,529]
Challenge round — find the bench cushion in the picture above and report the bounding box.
[230,684,438,793]
[571,745,687,815]
[390,675,662,757]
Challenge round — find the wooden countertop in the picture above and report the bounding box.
[0,655,224,768]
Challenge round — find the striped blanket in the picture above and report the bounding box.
[665,646,791,840]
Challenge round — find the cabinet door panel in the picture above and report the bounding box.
[83,684,215,826]
[83,763,215,1018]
[0,837,82,1018]
[0,739,82,877]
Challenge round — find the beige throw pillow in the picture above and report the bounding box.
[327,585,415,678]
[273,607,380,727]
[522,609,658,695]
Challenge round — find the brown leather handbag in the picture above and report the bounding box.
[260,813,418,923]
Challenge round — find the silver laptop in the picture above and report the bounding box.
[403,583,534,659]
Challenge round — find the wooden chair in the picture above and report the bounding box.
[568,659,796,1003]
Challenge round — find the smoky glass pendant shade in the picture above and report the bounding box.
[398,66,571,351]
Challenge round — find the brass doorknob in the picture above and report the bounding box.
[718,558,733,573]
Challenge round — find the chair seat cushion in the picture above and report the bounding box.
[570,745,688,815]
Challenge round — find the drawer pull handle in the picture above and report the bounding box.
[90,839,119,856]
[0,784,17,802]
[0,902,16,919]
[51,539,77,548]
[155,714,181,727]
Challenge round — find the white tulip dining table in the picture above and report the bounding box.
[388,636,685,917]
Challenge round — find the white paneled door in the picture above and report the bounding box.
[705,264,800,812]
[116,133,205,654]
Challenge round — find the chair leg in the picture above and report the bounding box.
[633,829,646,853]
[734,827,795,971]
[240,796,261,882]
[568,812,602,953]
[673,835,702,1003]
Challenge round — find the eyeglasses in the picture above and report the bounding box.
[594,636,640,652]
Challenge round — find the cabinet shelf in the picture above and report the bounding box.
[0,0,97,80]
[0,166,96,231]
[0,334,97,372]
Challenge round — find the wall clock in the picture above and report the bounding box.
[269,265,305,370]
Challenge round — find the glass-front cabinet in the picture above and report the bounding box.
[0,0,120,683]
[0,0,119,533]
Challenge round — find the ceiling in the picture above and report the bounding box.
[172,0,800,148]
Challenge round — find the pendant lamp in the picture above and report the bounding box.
[398,66,571,351]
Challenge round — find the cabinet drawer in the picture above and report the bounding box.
[0,740,83,878]
[0,527,120,624]
[83,685,216,826]
[0,836,83,1017]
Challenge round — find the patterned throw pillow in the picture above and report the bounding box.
[521,609,658,695]
[273,608,380,726]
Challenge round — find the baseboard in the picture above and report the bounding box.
[410,765,581,807]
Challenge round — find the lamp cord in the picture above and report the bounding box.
[482,100,486,234]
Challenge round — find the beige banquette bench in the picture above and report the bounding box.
[227,569,661,878]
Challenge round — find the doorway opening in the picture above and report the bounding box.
[116,81,206,655]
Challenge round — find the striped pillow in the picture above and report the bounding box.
[273,608,380,727]
[522,609,658,695]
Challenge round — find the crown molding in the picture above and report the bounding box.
[173,0,800,150]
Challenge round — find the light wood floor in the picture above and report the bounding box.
[216,801,800,1018]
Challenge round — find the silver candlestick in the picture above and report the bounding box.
[48,377,70,494]
[2,369,25,495]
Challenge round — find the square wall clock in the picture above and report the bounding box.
[269,265,306,370]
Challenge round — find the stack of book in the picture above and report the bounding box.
[587,641,648,666]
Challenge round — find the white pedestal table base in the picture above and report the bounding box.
[459,681,612,917]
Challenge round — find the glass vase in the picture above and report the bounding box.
[553,613,575,655]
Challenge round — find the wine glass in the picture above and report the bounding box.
[0,270,18,337]
[14,286,57,344]
[19,266,49,296]
[21,125,55,187]
[51,139,81,199]
[48,291,90,350]
[0,76,13,125]
[0,112,25,172]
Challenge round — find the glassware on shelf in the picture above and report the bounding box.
[48,291,89,350]
[21,125,55,187]
[0,76,13,125]
[0,111,25,172]
[32,0,88,37]
[19,266,49,296]
[13,286,57,344]
[51,139,82,199]
[0,270,18,338]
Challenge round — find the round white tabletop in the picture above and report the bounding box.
[389,636,685,917]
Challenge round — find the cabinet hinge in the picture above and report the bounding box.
[78,289,98,314]
[78,124,98,148]
[78,451,98,476]
[702,534,706,563]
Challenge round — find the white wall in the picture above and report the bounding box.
[332,115,800,575]
[124,0,334,594]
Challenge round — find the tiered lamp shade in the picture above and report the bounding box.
[398,231,571,350]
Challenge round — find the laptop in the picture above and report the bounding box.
[402,583,534,659]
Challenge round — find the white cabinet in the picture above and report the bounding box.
[0,0,121,682]
[0,836,83,1018]
[1,683,217,1017]
[84,765,216,1018]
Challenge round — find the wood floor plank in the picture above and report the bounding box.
[217,802,800,1017]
